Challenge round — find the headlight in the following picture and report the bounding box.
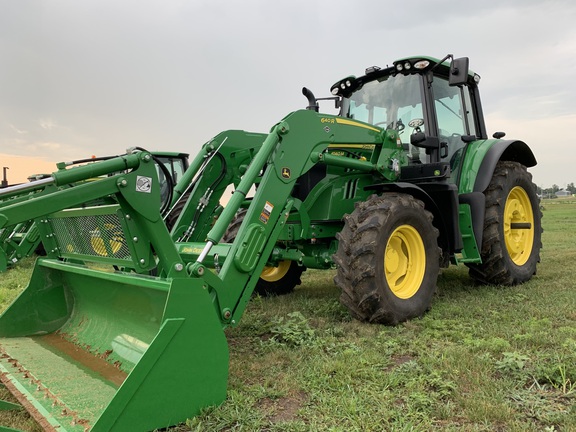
[413,60,430,70]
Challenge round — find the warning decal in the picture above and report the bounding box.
[136,176,152,193]
[259,201,274,224]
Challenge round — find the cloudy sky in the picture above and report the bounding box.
[1,0,575,187]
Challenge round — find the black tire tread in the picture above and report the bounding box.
[334,193,439,325]
[165,190,191,231]
[467,161,542,285]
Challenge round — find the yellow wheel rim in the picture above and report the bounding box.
[90,225,123,257]
[385,225,426,299]
[504,186,534,266]
[260,260,291,282]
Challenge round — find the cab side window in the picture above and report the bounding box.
[432,78,477,173]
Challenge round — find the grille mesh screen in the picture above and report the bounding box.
[50,213,132,259]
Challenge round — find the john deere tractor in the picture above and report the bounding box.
[0,55,541,431]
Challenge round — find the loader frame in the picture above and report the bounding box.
[0,151,189,272]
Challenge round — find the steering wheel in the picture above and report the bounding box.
[408,118,424,128]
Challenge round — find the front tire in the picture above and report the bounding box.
[257,260,305,296]
[467,161,542,285]
[334,193,440,325]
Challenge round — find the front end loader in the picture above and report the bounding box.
[0,55,541,430]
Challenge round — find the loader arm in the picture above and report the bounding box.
[0,153,146,228]
[166,130,267,245]
[187,109,388,325]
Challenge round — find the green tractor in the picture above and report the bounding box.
[0,55,541,431]
[166,54,541,323]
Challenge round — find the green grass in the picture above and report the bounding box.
[1,200,575,431]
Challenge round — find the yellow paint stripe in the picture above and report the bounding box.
[328,144,375,149]
[335,118,380,132]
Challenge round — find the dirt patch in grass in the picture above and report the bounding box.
[385,354,414,371]
[258,390,307,423]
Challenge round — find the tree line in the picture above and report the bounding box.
[537,182,576,198]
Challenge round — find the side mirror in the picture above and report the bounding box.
[449,57,469,86]
[410,132,440,149]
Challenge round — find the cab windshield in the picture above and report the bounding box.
[345,73,426,163]
[345,74,424,132]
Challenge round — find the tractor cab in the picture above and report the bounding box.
[331,55,485,184]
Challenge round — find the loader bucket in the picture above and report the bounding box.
[0,258,229,431]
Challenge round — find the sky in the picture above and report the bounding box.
[1,0,575,187]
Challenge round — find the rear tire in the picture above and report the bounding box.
[334,193,440,325]
[467,161,542,285]
[223,209,305,296]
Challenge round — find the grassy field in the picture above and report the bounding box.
[1,200,575,431]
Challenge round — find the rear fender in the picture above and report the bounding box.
[474,139,536,192]
[457,139,536,260]
[459,139,536,194]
